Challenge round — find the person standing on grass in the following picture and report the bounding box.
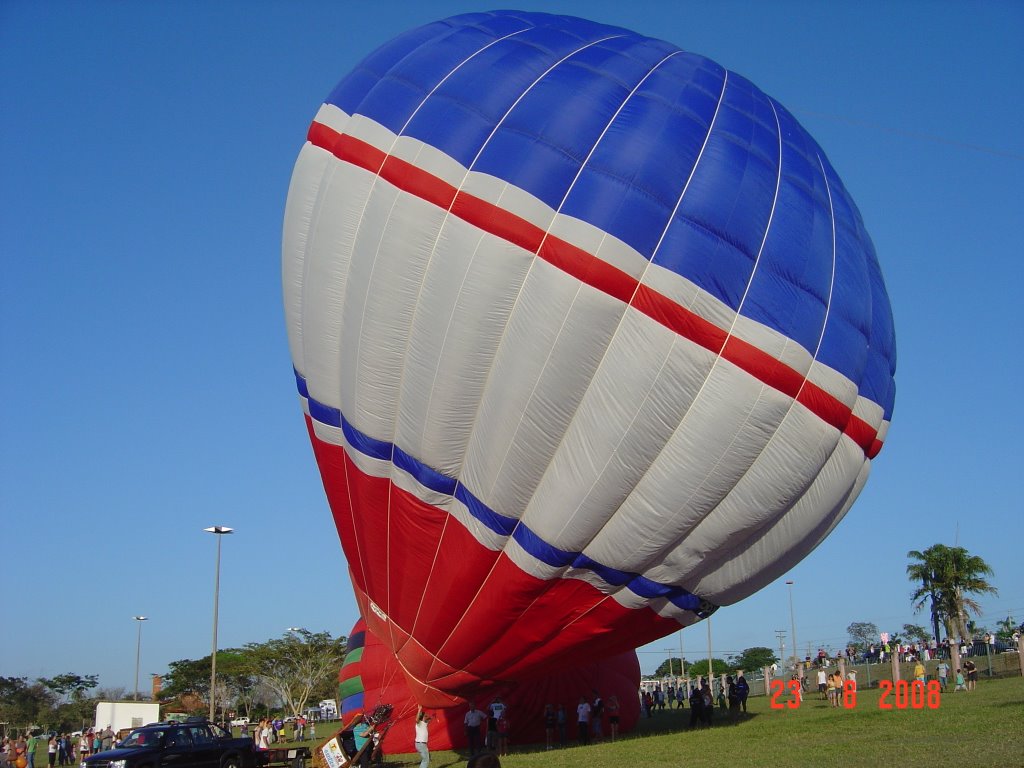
[556,704,567,747]
[414,706,431,768]
[937,660,950,691]
[26,733,40,768]
[496,711,509,757]
[575,696,591,746]
[688,684,704,728]
[735,675,750,713]
[913,660,926,683]
[725,676,740,721]
[964,658,978,690]
[463,703,486,757]
[700,682,714,727]
[13,735,28,768]
[606,695,620,741]
[543,704,556,750]
[590,691,603,740]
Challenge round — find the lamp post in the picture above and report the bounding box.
[133,616,148,700]
[664,648,675,680]
[205,525,234,722]
[679,629,686,680]
[785,580,798,669]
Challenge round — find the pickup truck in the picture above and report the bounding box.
[84,720,259,768]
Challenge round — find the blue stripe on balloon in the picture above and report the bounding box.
[455,485,517,537]
[294,367,309,399]
[513,524,576,568]
[341,692,364,711]
[394,445,458,496]
[297,373,712,614]
[346,629,366,652]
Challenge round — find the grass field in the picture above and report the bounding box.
[369,675,1024,768]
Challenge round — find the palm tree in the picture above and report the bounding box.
[907,544,998,642]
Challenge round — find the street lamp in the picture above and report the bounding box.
[678,629,686,680]
[133,616,148,700]
[205,525,234,722]
[786,580,798,671]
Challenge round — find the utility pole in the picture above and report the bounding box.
[774,629,787,671]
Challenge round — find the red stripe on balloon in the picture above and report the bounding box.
[307,121,883,456]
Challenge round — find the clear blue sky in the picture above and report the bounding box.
[2,0,1021,690]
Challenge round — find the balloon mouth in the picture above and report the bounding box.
[354,585,508,709]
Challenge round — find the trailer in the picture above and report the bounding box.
[94,701,160,733]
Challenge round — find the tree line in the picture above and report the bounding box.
[0,629,346,735]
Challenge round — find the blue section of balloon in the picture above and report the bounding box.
[326,10,895,418]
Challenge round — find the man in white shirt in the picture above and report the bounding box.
[576,697,591,746]
[414,707,431,768]
[463,703,486,756]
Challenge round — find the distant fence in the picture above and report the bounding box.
[639,648,1021,702]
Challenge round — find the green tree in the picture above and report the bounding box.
[902,623,931,645]
[995,615,1017,643]
[217,651,259,718]
[0,677,56,731]
[685,659,729,678]
[847,622,880,653]
[729,647,777,672]
[907,544,998,641]
[653,658,685,677]
[39,674,99,704]
[245,629,347,717]
[161,657,213,706]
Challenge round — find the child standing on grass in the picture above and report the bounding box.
[954,668,967,691]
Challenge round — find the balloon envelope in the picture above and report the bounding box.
[283,11,896,705]
[338,618,641,751]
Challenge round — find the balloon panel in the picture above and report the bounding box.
[284,11,896,704]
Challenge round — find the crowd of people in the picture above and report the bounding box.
[0,728,117,768]
[247,716,313,749]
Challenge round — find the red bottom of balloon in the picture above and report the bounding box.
[339,618,641,753]
[308,415,682,707]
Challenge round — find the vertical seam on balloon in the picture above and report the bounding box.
[622,106,843,602]
[335,25,535,661]
[392,34,629,673]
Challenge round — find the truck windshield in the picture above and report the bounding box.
[120,730,165,748]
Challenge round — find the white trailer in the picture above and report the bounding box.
[94,701,161,733]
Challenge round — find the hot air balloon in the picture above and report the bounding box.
[338,618,641,752]
[282,11,896,707]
